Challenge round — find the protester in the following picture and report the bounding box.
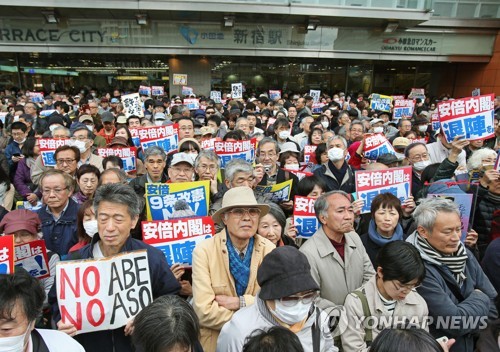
[13,137,40,205]
[72,164,100,204]
[258,202,297,247]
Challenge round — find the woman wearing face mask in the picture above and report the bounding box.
[69,199,97,253]
[258,202,297,248]
[341,241,428,352]
[13,137,40,206]
[279,150,301,172]
[319,114,331,131]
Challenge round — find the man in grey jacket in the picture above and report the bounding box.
[217,246,337,352]
[407,197,497,352]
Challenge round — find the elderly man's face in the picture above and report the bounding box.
[195,157,218,181]
[97,201,138,254]
[319,194,354,236]
[222,207,260,240]
[418,212,461,255]
[226,171,254,189]
[41,174,72,211]
[0,299,34,345]
[145,155,166,180]
[168,162,194,183]
[55,150,78,175]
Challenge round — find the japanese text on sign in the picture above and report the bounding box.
[393,99,415,119]
[97,147,137,172]
[214,138,256,168]
[363,133,396,160]
[293,196,319,238]
[39,138,72,167]
[121,93,144,118]
[139,124,179,154]
[231,83,243,99]
[255,179,293,203]
[14,240,50,279]
[0,235,14,274]
[370,94,393,112]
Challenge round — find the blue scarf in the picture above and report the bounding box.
[226,233,254,296]
[367,219,404,247]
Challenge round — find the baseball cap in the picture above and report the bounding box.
[79,115,93,124]
[171,152,194,167]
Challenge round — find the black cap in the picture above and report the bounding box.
[257,246,319,300]
[377,153,399,165]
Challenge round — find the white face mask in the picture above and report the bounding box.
[86,125,94,132]
[413,159,431,171]
[272,300,311,325]
[328,147,345,162]
[418,125,428,132]
[395,152,405,160]
[83,220,98,238]
[0,323,30,352]
[286,164,300,171]
[49,124,58,132]
[321,121,329,129]
[13,116,20,122]
[70,140,87,153]
[373,127,384,134]
[155,120,164,126]
[278,131,290,140]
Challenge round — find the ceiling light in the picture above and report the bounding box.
[224,16,235,27]
[384,22,399,33]
[136,14,148,26]
[42,11,59,24]
[307,19,319,31]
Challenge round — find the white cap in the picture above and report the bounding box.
[171,152,194,167]
[279,142,300,154]
[370,118,384,125]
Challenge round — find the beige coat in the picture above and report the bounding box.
[192,229,275,352]
[341,275,429,352]
[299,227,374,307]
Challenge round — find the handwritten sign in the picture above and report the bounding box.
[39,138,71,166]
[142,217,214,266]
[293,196,319,238]
[97,147,137,173]
[231,83,243,99]
[15,240,50,279]
[255,179,293,203]
[393,99,415,119]
[370,94,393,112]
[0,235,14,274]
[472,88,481,97]
[214,138,257,168]
[138,124,179,154]
[309,90,321,103]
[355,166,412,214]
[428,193,473,242]
[363,133,396,160]
[56,250,152,333]
[121,93,144,118]
[437,94,495,143]
[145,181,210,221]
[210,91,222,103]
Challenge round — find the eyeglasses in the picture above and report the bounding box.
[56,159,76,165]
[225,208,261,219]
[197,164,218,172]
[391,281,421,292]
[259,152,276,158]
[409,153,429,162]
[42,187,68,195]
[279,291,319,307]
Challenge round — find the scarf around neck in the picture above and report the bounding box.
[226,232,254,296]
[367,219,404,247]
[416,233,468,286]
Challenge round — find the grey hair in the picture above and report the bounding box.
[314,190,351,221]
[194,150,221,169]
[235,117,248,129]
[350,120,365,132]
[93,183,142,218]
[143,146,166,161]
[404,142,427,158]
[466,148,497,170]
[257,137,279,155]
[177,105,189,115]
[98,168,128,186]
[52,126,70,137]
[327,135,348,149]
[412,197,460,231]
[71,125,93,139]
[225,159,254,182]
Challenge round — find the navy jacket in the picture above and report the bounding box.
[407,233,498,352]
[37,199,79,256]
[49,235,181,352]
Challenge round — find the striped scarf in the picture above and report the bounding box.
[416,233,468,286]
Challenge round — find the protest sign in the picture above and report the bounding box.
[427,193,473,242]
[121,93,144,117]
[437,94,495,143]
[173,74,188,85]
[0,235,14,274]
[355,166,412,214]
[472,88,481,97]
[214,138,257,168]
[409,88,425,101]
[28,92,44,103]
[393,99,415,119]
[14,240,50,279]
[255,179,293,203]
[309,90,321,103]
[231,83,243,99]
[142,216,214,266]
[145,181,210,221]
[39,138,72,166]
[200,137,221,150]
[363,133,396,160]
[312,103,325,114]
[97,147,137,173]
[303,145,318,164]
[269,90,281,100]
[139,124,179,154]
[39,109,57,117]
[183,98,200,110]
[56,250,152,333]
[16,201,43,211]
[129,128,141,148]
[370,94,393,112]
[293,196,319,238]
[409,138,427,144]
[151,86,164,96]
[392,95,406,100]
[431,112,440,131]
[182,86,194,96]
[281,168,313,181]
[494,153,500,172]
[210,91,222,103]
[138,86,151,96]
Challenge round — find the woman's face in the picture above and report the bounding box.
[311,130,323,145]
[406,132,417,140]
[83,207,96,222]
[115,128,128,139]
[78,172,99,197]
[33,140,40,156]
[320,151,328,165]
[373,206,400,237]
[13,230,38,245]
[284,156,299,166]
[258,214,282,245]
[307,184,324,199]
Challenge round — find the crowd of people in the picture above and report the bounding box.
[0,88,499,352]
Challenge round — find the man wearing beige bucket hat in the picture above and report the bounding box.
[192,186,276,352]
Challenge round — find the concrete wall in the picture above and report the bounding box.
[169,57,211,97]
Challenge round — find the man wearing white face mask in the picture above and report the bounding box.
[313,136,356,194]
[78,115,106,147]
[0,270,85,352]
[273,117,299,150]
[69,126,104,172]
[369,118,385,134]
[217,246,337,352]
